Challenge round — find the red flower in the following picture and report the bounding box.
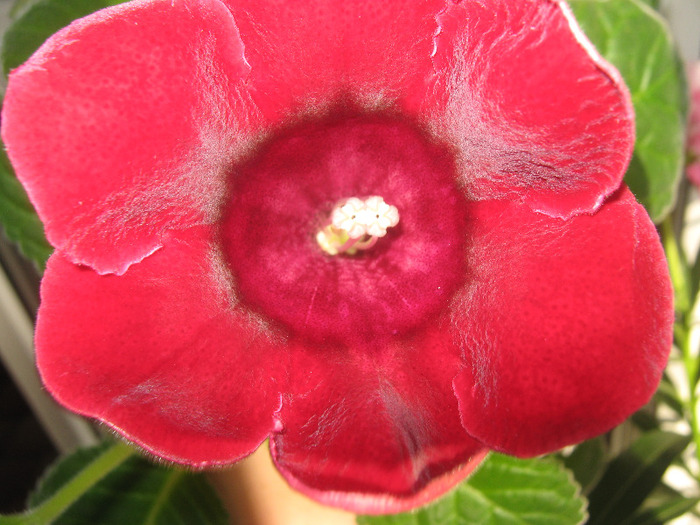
[1,0,673,514]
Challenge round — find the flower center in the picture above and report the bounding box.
[221,111,469,346]
[316,196,400,256]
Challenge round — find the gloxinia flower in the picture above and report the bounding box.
[1,0,673,514]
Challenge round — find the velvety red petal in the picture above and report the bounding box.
[36,228,286,467]
[222,0,443,119]
[270,328,487,514]
[2,0,257,275]
[452,187,672,457]
[425,0,634,217]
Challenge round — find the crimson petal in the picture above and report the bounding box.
[271,329,487,514]
[452,187,672,457]
[425,0,634,217]
[222,0,444,119]
[2,0,256,274]
[36,228,286,466]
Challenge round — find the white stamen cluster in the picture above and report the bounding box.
[331,196,400,239]
[317,196,400,256]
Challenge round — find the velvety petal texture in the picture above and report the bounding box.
[0,0,674,515]
[37,227,287,466]
[426,0,634,217]
[271,329,487,513]
[452,187,672,456]
[221,0,444,118]
[2,0,258,274]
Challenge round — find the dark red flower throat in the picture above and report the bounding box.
[222,112,469,346]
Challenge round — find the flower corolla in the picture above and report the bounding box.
[0,0,673,514]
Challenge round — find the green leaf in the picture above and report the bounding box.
[357,454,586,525]
[27,442,128,509]
[623,496,700,525]
[0,142,52,270]
[2,0,127,76]
[9,0,47,19]
[563,437,607,495]
[635,0,660,9]
[586,430,691,525]
[5,442,228,525]
[568,0,687,222]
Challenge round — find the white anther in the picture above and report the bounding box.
[331,197,368,239]
[360,196,400,238]
[319,195,400,256]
